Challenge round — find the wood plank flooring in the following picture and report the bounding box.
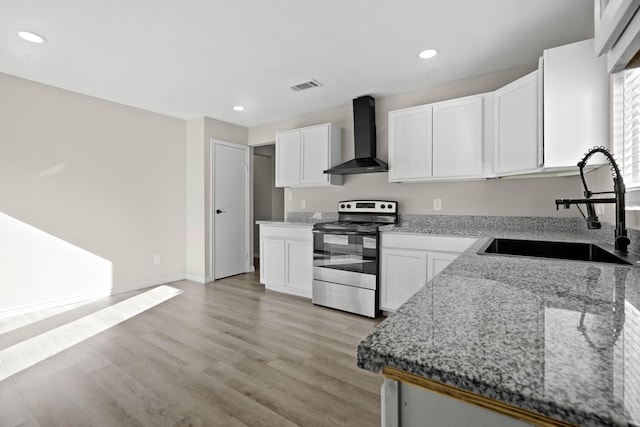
[0,272,383,426]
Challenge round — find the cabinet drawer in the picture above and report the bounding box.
[382,233,477,253]
[259,224,312,240]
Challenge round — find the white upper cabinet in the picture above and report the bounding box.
[432,96,484,179]
[494,70,542,175]
[594,0,640,72]
[300,124,331,185]
[275,123,342,187]
[275,130,301,187]
[388,94,485,182]
[387,39,608,181]
[543,39,610,170]
[388,105,433,182]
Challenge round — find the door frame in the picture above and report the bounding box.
[209,139,251,280]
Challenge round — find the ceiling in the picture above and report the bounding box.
[1,1,594,128]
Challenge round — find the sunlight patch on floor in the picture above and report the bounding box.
[0,285,182,382]
[0,298,100,335]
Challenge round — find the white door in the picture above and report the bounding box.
[213,140,249,279]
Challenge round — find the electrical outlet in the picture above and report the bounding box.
[301,199,307,209]
[154,255,161,265]
[434,199,442,211]
[287,191,293,201]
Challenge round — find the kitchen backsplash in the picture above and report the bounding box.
[397,214,585,233]
[286,212,640,254]
[285,212,338,223]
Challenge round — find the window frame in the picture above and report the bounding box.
[613,69,640,209]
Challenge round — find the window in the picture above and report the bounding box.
[613,68,640,208]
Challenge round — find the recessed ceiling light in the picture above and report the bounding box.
[418,49,439,59]
[18,31,46,44]
[233,106,245,111]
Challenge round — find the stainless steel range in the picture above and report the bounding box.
[312,200,398,318]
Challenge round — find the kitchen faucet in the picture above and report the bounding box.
[555,146,630,253]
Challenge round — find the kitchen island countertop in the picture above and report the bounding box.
[358,224,640,427]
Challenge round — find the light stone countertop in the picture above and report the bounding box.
[357,221,640,427]
[255,220,315,227]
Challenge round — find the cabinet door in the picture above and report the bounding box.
[426,251,459,282]
[543,39,609,169]
[380,248,428,312]
[388,106,433,182]
[432,96,483,178]
[300,124,330,185]
[260,238,286,286]
[285,239,312,293]
[494,71,540,175]
[275,130,301,187]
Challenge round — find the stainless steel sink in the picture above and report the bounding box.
[478,238,640,266]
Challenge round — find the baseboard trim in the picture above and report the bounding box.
[184,274,207,283]
[264,283,312,299]
[0,274,187,320]
[0,289,112,320]
[112,274,187,294]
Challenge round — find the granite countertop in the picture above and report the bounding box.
[255,220,315,227]
[357,223,640,427]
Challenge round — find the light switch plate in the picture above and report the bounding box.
[434,199,442,211]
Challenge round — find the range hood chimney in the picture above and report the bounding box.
[323,95,388,175]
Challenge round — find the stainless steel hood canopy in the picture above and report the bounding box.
[324,95,388,175]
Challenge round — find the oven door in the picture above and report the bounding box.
[311,229,379,317]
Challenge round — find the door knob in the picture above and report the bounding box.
[216,209,226,214]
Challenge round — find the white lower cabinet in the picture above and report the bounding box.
[427,251,459,282]
[380,248,428,313]
[260,238,286,286]
[379,233,477,313]
[382,378,533,427]
[259,224,312,298]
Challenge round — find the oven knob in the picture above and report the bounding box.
[346,204,351,208]
[387,204,393,209]
[380,204,385,209]
[340,204,345,208]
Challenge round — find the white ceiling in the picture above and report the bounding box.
[1,0,594,128]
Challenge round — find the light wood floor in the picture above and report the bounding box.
[0,272,383,426]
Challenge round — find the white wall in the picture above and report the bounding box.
[185,117,248,282]
[0,73,186,300]
[248,64,606,222]
[0,212,112,316]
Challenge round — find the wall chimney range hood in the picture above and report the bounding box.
[323,95,388,175]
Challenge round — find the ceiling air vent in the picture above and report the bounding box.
[291,79,322,92]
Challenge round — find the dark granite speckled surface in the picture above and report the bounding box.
[358,217,640,427]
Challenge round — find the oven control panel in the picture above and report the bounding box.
[337,200,397,214]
